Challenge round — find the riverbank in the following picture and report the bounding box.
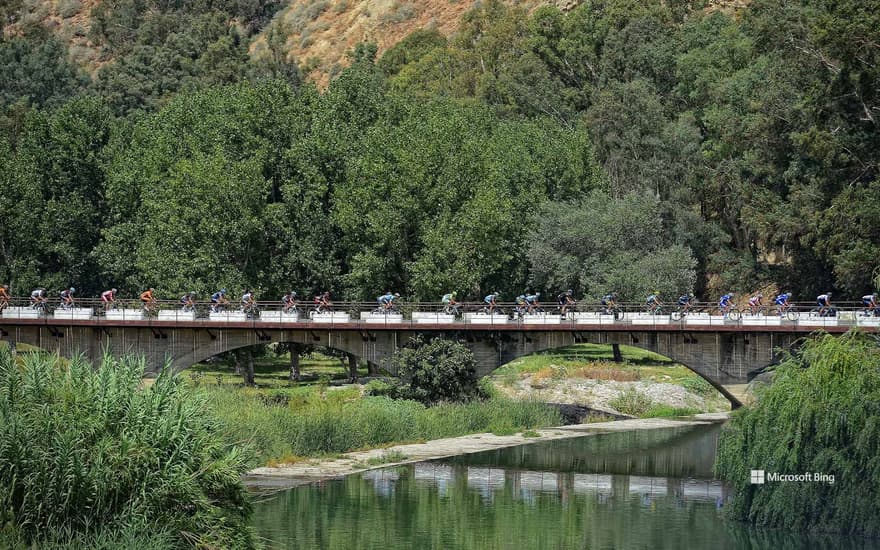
[246,413,729,488]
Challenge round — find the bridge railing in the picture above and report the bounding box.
[1,297,878,328]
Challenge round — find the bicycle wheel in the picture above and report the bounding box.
[614,308,625,321]
[784,309,798,321]
[671,310,683,322]
[727,309,742,321]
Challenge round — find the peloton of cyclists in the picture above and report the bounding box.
[862,293,879,317]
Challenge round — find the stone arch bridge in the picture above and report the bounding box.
[2,312,861,406]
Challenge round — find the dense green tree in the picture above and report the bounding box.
[0,32,81,110]
[527,192,696,301]
[391,337,482,404]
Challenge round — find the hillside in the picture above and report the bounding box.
[250,0,577,86]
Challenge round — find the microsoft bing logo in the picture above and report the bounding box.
[750,470,765,484]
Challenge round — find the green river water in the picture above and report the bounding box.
[251,423,869,549]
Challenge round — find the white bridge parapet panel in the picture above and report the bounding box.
[361,312,404,324]
[208,311,246,322]
[158,310,196,321]
[573,312,617,325]
[310,312,350,323]
[259,311,299,323]
[685,314,727,326]
[856,316,880,327]
[741,315,782,326]
[797,314,839,327]
[105,309,144,321]
[521,314,561,325]
[465,313,509,325]
[630,313,671,325]
[412,312,456,324]
[53,308,93,320]
[2,307,42,319]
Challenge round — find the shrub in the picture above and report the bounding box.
[0,347,254,548]
[392,337,483,404]
[608,387,653,416]
[716,333,880,537]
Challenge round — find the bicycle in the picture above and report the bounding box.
[557,302,578,320]
[645,304,664,316]
[242,303,260,319]
[810,305,837,318]
[774,305,798,321]
[442,303,462,317]
[142,300,159,318]
[720,307,742,321]
[600,304,625,320]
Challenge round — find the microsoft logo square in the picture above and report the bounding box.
[750,470,765,484]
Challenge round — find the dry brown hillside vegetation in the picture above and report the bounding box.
[250,0,580,86]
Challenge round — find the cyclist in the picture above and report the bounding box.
[646,291,662,314]
[601,292,618,315]
[0,284,9,311]
[748,293,764,315]
[719,292,735,317]
[862,293,879,317]
[210,289,229,313]
[525,292,542,314]
[376,291,400,312]
[59,287,76,309]
[30,288,47,309]
[676,293,694,314]
[514,294,528,316]
[180,291,196,312]
[241,289,257,316]
[774,292,793,316]
[484,292,500,315]
[442,291,460,316]
[816,292,833,317]
[101,288,118,310]
[282,291,298,314]
[314,291,332,313]
[140,288,157,312]
[557,289,576,317]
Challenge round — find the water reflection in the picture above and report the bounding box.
[252,423,870,549]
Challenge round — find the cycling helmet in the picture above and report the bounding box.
[757,293,763,298]
[451,291,457,297]
[112,288,118,293]
[394,293,400,297]
[566,289,573,295]
[190,291,196,296]
[291,291,297,296]
[70,287,76,292]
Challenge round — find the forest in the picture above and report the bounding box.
[1,0,878,303]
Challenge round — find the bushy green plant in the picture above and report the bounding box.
[0,348,255,549]
[364,378,402,398]
[716,333,880,536]
[392,337,483,404]
[608,387,653,416]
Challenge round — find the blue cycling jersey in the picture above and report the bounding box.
[211,292,223,302]
[646,294,658,304]
[863,295,876,304]
[525,295,538,303]
[677,296,689,305]
[719,294,733,305]
[378,294,395,303]
[774,294,789,305]
[817,294,830,304]
[484,295,496,303]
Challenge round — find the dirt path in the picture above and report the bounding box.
[245,413,729,489]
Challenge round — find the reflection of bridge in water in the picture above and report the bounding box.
[362,424,728,506]
[3,300,874,406]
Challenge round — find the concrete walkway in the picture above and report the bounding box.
[245,413,729,489]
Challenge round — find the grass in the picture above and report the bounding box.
[0,347,254,549]
[200,385,561,465]
[364,450,409,466]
